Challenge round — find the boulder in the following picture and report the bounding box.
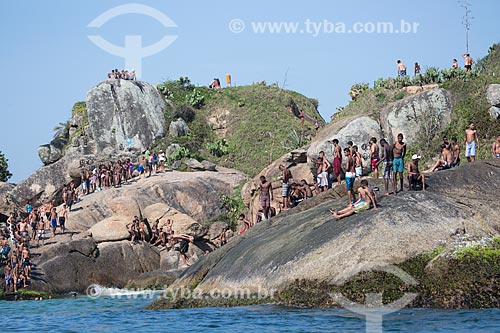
[169,118,191,137]
[201,160,217,171]
[165,144,181,159]
[126,269,182,289]
[380,88,452,146]
[208,221,228,240]
[37,144,63,165]
[86,80,165,153]
[160,250,181,271]
[88,215,131,243]
[185,158,205,171]
[489,107,500,120]
[487,84,500,106]
[0,182,16,216]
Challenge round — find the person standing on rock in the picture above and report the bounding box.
[279,164,293,210]
[331,139,343,185]
[451,137,461,167]
[311,152,330,192]
[392,133,407,194]
[58,204,68,234]
[50,207,58,237]
[379,139,395,195]
[259,175,273,220]
[369,137,380,179]
[343,148,356,205]
[492,135,500,158]
[414,62,421,77]
[464,123,479,162]
[353,146,363,178]
[462,53,474,71]
[397,60,407,77]
[452,58,459,69]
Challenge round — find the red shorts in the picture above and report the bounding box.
[333,157,341,176]
[371,158,380,170]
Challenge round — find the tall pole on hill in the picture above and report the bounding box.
[460,0,473,54]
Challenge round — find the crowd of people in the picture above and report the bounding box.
[397,53,475,77]
[107,68,136,80]
[0,203,59,293]
[126,216,195,267]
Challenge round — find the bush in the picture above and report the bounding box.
[349,82,369,100]
[185,88,205,109]
[170,147,190,161]
[173,105,196,123]
[206,139,229,157]
[422,67,441,84]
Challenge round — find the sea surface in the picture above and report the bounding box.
[1,291,499,333]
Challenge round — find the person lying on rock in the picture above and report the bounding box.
[329,180,378,220]
[423,144,453,173]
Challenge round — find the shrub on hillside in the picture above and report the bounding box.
[173,105,196,123]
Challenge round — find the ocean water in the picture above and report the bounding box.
[1,294,499,333]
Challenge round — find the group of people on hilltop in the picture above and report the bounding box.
[107,68,136,80]
[397,53,475,77]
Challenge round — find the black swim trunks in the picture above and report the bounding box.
[179,239,189,254]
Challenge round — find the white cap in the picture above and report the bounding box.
[412,154,421,160]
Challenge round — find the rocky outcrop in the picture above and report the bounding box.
[487,84,500,119]
[169,118,191,137]
[37,140,64,165]
[86,80,165,153]
[307,88,452,170]
[35,239,160,293]
[87,216,131,243]
[164,159,500,308]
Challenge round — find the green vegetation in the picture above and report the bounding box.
[154,78,323,177]
[337,43,500,165]
[278,242,500,309]
[0,150,12,182]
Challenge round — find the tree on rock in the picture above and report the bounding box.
[0,150,12,182]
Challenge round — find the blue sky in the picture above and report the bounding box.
[0,0,499,183]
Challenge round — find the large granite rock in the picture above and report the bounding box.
[86,80,165,153]
[380,88,452,145]
[88,215,131,243]
[37,143,63,165]
[169,118,191,137]
[169,159,500,304]
[34,238,161,293]
[66,168,247,232]
[487,84,500,119]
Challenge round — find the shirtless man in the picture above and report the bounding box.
[312,151,330,192]
[425,144,454,173]
[329,179,378,220]
[343,148,356,205]
[464,123,479,162]
[37,217,46,246]
[379,139,395,195]
[369,137,380,179]
[451,137,461,167]
[279,164,293,209]
[492,136,500,158]
[353,146,363,178]
[452,58,459,69]
[407,154,425,191]
[238,214,252,234]
[397,59,407,77]
[18,219,28,239]
[300,179,313,199]
[331,139,343,185]
[392,133,407,194]
[462,53,474,71]
[259,175,273,220]
[50,207,58,237]
[58,204,68,234]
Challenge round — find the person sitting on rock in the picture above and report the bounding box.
[299,179,313,199]
[407,154,425,191]
[424,144,453,173]
[329,179,378,220]
[238,213,252,235]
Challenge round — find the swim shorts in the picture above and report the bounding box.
[466,141,476,157]
[393,157,404,173]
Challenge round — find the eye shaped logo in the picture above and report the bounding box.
[87,3,178,79]
[329,262,419,333]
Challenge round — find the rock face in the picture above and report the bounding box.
[37,141,63,165]
[169,118,191,137]
[35,239,160,292]
[86,80,165,153]
[307,88,452,169]
[487,84,500,119]
[170,159,500,306]
[88,215,131,243]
